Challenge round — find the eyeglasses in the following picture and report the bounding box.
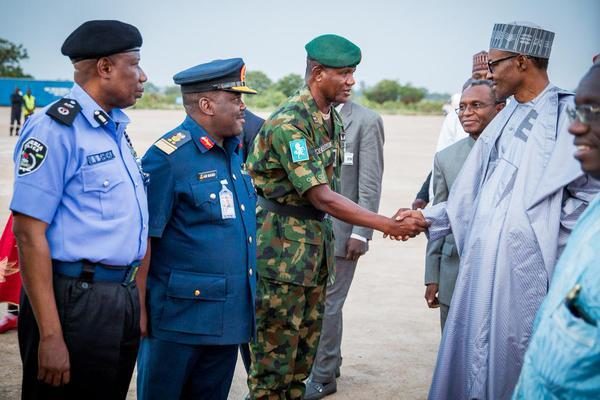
[567,104,600,125]
[487,54,519,73]
[455,102,495,115]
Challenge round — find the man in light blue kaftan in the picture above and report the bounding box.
[412,22,600,399]
[512,63,600,400]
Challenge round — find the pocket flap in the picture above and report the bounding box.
[281,223,321,245]
[190,181,221,206]
[82,164,123,193]
[166,271,226,301]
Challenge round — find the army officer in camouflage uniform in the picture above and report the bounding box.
[246,34,428,400]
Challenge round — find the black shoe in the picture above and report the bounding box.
[304,380,337,400]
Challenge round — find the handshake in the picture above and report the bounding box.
[383,208,429,241]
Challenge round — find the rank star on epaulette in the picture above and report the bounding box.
[199,136,215,150]
[153,130,191,155]
[46,98,81,126]
[166,132,186,145]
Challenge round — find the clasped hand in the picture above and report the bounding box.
[384,208,429,241]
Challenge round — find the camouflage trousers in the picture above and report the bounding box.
[248,265,328,400]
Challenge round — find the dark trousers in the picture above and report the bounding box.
[240,342,252,372]
[137,336,238,400]
[19,274,140,400]
[10,108,21,135]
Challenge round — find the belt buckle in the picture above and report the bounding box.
[122,264,140,286]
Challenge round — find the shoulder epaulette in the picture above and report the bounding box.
[46,98,81,126]
[154,130,191,155]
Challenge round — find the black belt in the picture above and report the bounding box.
[257,196,326,221]
[52,260,140,285]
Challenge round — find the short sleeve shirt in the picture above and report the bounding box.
[9,84,148,265]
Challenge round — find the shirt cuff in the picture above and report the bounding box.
[350,233,368,243]
[10,181,61,224]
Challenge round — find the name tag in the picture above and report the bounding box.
[87,150,115,165]
[315,141,332,155]
[343,152,354,165]
[198,170,217,181]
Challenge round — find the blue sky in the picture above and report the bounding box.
[2,0,598,93]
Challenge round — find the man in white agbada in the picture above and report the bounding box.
[398,22,600,399]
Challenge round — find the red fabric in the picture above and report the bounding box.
[0,214,21,304]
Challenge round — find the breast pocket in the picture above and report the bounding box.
[189,180,223,223]
[526,300,600,391]
[81,163,125,219]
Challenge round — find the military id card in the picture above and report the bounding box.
[219,179,236,219]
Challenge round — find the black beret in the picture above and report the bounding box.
[61,20,142,61]
[173,58,257,94]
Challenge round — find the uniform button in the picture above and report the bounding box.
[143,224,147,230]
[103,180,110,187]
[232,174,237,180]
[248,236,253,244]
[194,289,200,296]
[249,268,253,276]
[241,204,246,212]
[135,183,139,187]
[210,193,217,200]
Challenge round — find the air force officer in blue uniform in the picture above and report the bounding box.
[137,58,258,400]
[10,20,148,400]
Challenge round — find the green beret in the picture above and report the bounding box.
[305,34,361,68]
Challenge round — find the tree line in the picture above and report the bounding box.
[1,37,448,114]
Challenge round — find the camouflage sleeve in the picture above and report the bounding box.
[271,122,329,195]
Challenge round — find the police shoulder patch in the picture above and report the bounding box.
[46,98,81,126]
[154,130,191,155]
[18,138,48,176]
[290,138,310,162]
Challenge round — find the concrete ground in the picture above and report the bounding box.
[0,106,444,400]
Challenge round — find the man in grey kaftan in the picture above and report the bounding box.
[415,22,600,399]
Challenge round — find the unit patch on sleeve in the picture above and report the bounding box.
[290,139,310,163]
[87,150,115,165]
[18,138,48,176]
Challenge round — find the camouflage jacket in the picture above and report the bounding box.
[247,86,343,286]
